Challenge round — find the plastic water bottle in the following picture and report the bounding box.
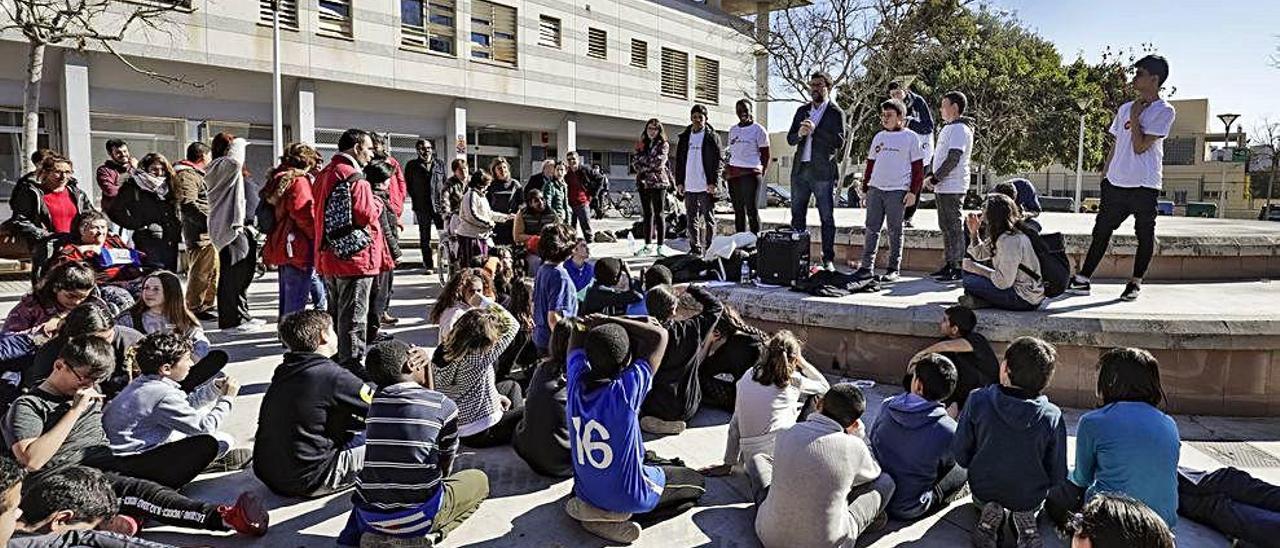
[626,232,636,255]
[740,261,752,285]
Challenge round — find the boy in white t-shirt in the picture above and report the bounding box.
[726,99,771,234]
[925,91,975,283]
[1069,55,1176,302]
[854,99,925,282]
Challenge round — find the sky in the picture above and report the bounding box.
[764,0,1280,135]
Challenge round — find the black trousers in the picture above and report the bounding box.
[728,174,761,234]
[369,269,393,340]
[216,235,257,329]
[634,465,706,526]
[415,209,439,269]
[638,188,666,245]
[96,469,224,531]
[460,380,525,448]
[1079,179,1159,279]
[103,434,220,489]
[181,350,229,393]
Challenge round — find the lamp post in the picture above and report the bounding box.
[1073,97,1091,213]
[270,0,284,161]
[1217,113,1240,218]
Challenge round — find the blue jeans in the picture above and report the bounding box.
[279,264,315,317]
[310,271,328,310]
[963,272,1038,311]
[790,165,836,262]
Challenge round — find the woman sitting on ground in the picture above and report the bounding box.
[3,261,130,333]
[960,193,1045,311]
[116,270,213,359]
[494,278,538,383]
[701,330,830,477]
[698,306,769,412]
[433,304,522,448]
[47,210,145,287]
[429,267,495,343]
[512,322,572,478]
[483,246,518,307]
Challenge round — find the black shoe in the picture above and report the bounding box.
[205,447,254,473]
[876,270,900,283]
[852,267,874,280]
[929,265,952,278]
[903,219,914,229]
[373,332,395,343]
[937,267,963,282]
[1067,277,1091,295]
[195,309,218,322]
[1120,282,1141,302]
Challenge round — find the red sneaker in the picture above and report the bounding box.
[98,514,139,536]
[217,492,269,536]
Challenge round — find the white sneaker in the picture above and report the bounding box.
[579,520,641,544]
[565,497,632,522]
[247,318,267,326]
[235,322,268,334]
[639,416,686,435]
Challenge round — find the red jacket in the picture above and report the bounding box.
[313,154,392,277]
[566,168,591,207]
[261,168,317,270]
[385,155,407,218]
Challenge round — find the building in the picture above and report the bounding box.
[0,0,788,201]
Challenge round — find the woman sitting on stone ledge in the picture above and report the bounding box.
[959,193,1045,311]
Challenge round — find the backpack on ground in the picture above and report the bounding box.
[1018,224,1070,298]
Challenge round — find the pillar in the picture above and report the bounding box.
[59,54,92,198]
[289,79,316,146]
[444,100,468,163]
[754,2,771,208]
[556,114,577,160]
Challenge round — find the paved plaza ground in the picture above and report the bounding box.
[3,216,1271,547]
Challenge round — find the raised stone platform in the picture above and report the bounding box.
[705,277,1280,417]
[718,209,1280,281]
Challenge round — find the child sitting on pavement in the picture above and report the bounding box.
[908,305,1000,413]
[580,258,643,317]
[638,284,723,435]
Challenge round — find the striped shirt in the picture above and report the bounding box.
[354,382,459,512]
[433,304,519,437]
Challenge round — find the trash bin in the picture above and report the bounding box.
[1185,202,1217,218]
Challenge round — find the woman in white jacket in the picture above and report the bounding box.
[961,193,1045,311]
[701,330,830,476]
[456,170,511,268]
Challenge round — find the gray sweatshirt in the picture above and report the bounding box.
[102,374,231,455]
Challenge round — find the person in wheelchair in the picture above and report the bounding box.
[45,211,146,289]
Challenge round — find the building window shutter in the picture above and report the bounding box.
[587,27,607,60]
[630,39,647,69]
[661,47,688,99]
[694,56,719,104]
[318,0,353,38]
[472,0,518,66]
[260,0,299,29]
[403,0,456,54]
[538,16,561,49]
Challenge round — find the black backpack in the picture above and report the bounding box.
[322,172,373,259]
[1018,224,1070,298]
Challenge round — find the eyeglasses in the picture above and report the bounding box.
[68,366,99,385]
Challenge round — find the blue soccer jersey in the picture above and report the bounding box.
[565,348,666,514]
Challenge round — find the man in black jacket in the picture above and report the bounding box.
[404,139,446,271]
[787,71,847,269]
[254,311,373,498]
[674,105,724,256]
[639,284,723,434]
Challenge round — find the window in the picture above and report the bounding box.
[660,47,688,99]
[1163,136,1196,166]
[259,0,299,29]
[401,0,456,54]
[0,109,54,190]
[538,15,561,48]
[630,39,647,69]
[694,56,719,104]
[318,0,353,38]
[587,27,607,60]
[471,0,517,66]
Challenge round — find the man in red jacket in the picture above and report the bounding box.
[369,133,405,328]
[564,151,603,241]
[313,129,391,370]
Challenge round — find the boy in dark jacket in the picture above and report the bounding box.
[580,258,642,317]
[952,336,1067,548]
[871,353,967,520]
[254,311,373,498]
[639,284,723,434]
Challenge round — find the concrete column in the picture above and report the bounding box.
[444,100,468,163]
[519,131,534,179]
[556,114,577,160]
[754,2,770,128]
[290,79,317,145]
[59,54,92,198]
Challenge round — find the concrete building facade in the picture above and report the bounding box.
[0,0,774,198]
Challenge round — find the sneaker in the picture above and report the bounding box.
[360,533,437,547]
[904,219,914,229]
[1120,282,1142,302]
[972,501,1004,548]
[234,322,268,334]
[656,246,667,258]
[866,511,889,533]
[876,270,900,283]
[579,520,641,544]
[373,332,395,343]
[1011,510,1042,548]
[852,267,874,280]
[937,267,963,282]
[635,244,651,257]
[247,318,267,327]
[98,514,139,537]
[639,416,686,435]
[218,492,269,536]
[565,497,632,522]
[929,265,952,278]
[1067,276,1091,295]
[205,447,254,473]
[822,260,836,272]
[380,312,400,326]
[194,309,218,322]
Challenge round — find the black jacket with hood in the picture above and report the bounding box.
[640,285,723,422]
[951,384,1068,511]
[253,352,372,497]
[673,124,724,190]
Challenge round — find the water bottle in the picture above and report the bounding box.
[740,261,752,285]
[626,232,636,254]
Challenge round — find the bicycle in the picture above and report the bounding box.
[599,190,639,219]
[436,216,458,286]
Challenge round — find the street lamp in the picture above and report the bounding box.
[1073,96,1092,213]
[270,0,284,161]
[1217,113,1240,218]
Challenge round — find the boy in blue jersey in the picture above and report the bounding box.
[562,314,706,544]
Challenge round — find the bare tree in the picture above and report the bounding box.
[0,0,197,171]
[1252,118,1280,216]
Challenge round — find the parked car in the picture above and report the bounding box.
[1260,204,1280,222]
[1157,200,1175,215]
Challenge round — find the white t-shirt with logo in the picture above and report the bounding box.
[728,122,769,169]
[684,130,708,192]
[931,121,974,195]
[1106,99,1176,189]
[867,129,925,192]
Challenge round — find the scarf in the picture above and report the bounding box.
[206,138,249,250]
[131,170,171,199]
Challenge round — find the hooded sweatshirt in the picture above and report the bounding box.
[869,392,958,518]
[952,384,1067,511]
[253,352,373,497]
